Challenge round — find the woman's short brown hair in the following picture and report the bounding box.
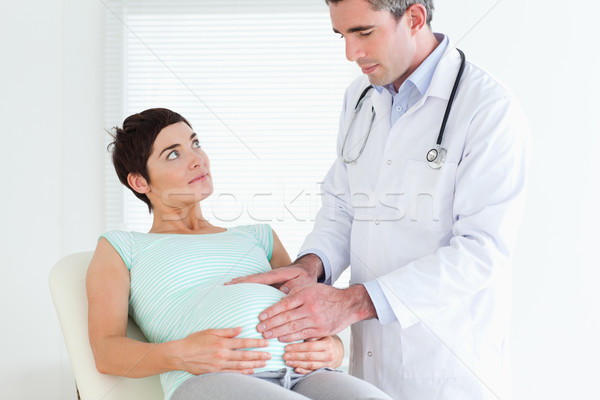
[108,108,192,212]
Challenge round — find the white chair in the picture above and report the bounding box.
[49,251,164,400]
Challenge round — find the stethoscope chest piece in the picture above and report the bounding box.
[427,144,446,169]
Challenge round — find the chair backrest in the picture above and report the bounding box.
[49,251,164,400]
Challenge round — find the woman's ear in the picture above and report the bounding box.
[127,173,150,194]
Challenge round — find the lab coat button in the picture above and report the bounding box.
[396,106,402,112]
[367,351,373,357]
[374,220,380,225]
[386,159,392,165]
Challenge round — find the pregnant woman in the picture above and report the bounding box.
[86,108,392,400]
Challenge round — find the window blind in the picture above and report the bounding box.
[104,0,359,287]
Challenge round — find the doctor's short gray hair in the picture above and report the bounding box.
[324,0,434,25]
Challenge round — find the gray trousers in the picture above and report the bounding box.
[170,368,392,400]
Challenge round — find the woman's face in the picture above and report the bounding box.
[143,121,213,209]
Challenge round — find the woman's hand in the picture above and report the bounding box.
[283,335,344,374]
[176,327,271,375]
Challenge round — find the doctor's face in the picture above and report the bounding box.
[330,0,418,90]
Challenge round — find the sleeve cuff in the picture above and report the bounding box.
[362,280,398,325]
[297,248,332,285]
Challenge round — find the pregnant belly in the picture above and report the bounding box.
[178,282,294,372]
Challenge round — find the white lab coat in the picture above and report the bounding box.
[300,45,530,399]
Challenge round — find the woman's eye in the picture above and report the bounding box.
[192,139,201,149]
[166,150,179,160]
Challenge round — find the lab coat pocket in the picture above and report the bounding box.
[395,159,458,232]
[399,307,475,379]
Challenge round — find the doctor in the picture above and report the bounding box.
[230,0,529,398]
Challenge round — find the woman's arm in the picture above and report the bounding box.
[283,335,344,374]
[269,229,292,268]
[87,238,271,377]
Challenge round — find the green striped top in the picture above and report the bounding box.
[101,224,293,400]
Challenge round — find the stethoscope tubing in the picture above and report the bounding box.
[435,48,466,146]
[340,86,375,164]
[341,48,466,167]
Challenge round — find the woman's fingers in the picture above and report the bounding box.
[284,348,331,362]
[205,326,243,338]
[283,336,342,373]
[205,327,270,350]
[184,346,269,375]
[229,337,270,350]
[220,358,269,371]
[284,339,327,353]
[213,345,272,373]
[181,328,272,375]
[285,359,326,373]
[230,348,271,361]
[292,367,316,374]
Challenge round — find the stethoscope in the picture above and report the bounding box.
[341,48,466,169]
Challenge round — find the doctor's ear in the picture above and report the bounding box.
[127,173,151,194]
[405,4,428,32]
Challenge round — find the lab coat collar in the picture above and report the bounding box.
[385,40,464,120]
[426,39,465,101]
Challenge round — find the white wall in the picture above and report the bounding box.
[0,0,597,399]
[0,0,104,398]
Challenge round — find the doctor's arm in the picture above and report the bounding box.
[86,238,271,377]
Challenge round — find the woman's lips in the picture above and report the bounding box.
[189,173,208,184]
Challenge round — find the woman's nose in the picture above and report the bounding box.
[190,153,205,169]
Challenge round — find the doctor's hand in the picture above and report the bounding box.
[227,254,323,294]
[256,283,377,343]
[283,336,344,374]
